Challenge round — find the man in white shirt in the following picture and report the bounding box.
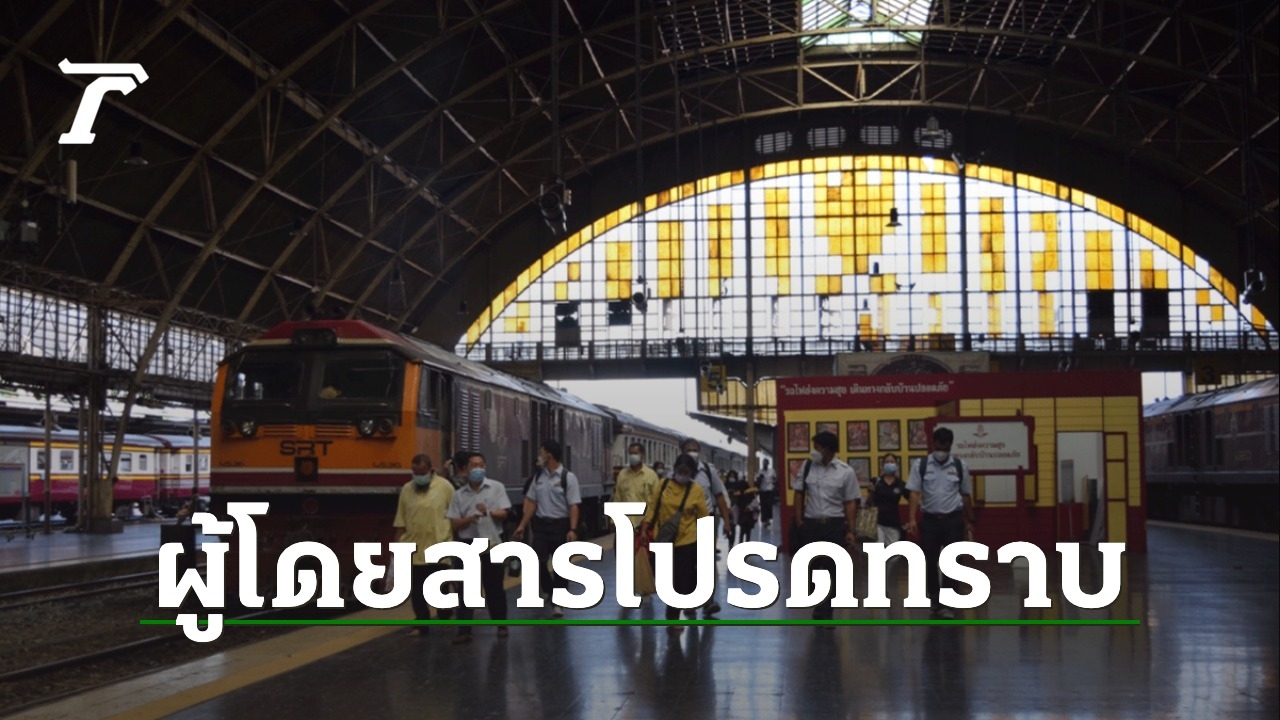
[446,451,512,642]
[756,458,778,529]
[791,431,860,620]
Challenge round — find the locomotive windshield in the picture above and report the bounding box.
[223,349,404,421]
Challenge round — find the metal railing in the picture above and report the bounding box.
[465,330,1274,364]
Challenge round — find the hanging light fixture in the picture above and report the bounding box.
[123,140,148,167]
[886,207,901,227]
[921,115,945,141]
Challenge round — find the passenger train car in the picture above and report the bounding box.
[1144,377,1279,533]
[210,319,749,592]
[210,320,612,589]
[0,425,207,520]
[604,406,748,480]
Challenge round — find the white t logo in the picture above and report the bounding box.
[58,59,148,145]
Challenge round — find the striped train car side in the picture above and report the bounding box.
[0,425,166,521]
[146,434,212,512]
[1144,377,1279,532]
[601,405,748,483]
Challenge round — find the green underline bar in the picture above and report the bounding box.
[140,618,1140,627]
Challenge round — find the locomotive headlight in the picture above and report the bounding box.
[238,419,258,438]
[376,417,394,435]
[221,419,237,436]
[356,418,377,437]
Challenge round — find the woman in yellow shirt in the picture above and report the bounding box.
[640,453,708,633]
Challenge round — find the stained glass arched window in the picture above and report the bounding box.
[461,156,1271,357]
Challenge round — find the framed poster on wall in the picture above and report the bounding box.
[787,422,810,453]
[788,458,808,485]
[908,419,929,450]
[878,420,902,451]
[849,457,872,485]
[816,421,839,439]
[846,421,870,452]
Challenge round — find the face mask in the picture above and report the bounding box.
[468,468,486,484]
[883,463,899,475]
[628,454,642,467]
[534,455,544,468]
[684,451,699,461]
[656,469,668,478]
[932,450,950,464]
[809,449,824,464]
[673,472,692,485]
[412,473,432,487]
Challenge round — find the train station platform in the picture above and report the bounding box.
[0,522,203,591]
[9,523,1278,720]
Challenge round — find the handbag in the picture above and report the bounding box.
[633,548,657,596]
[855,505,879,541]
[650,480,692,544]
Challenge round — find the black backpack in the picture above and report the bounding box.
[917,456,964,483]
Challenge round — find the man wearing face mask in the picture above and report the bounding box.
[393,454,455,636]
[791,431,860,621]
[512,439,581,618]
[614,442,659,533]
[679,438,734,618]
[446,451,511,643]
[904,426,974,620]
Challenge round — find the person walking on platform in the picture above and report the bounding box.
[446,451,511,643]
[614,442,659,533]
[444,450,472,490]
[904,426,974,620]
[639,453,709,636]
[756,458,778,529]
[871,458,910,572]
[791,431,860,621]
[652,461,668,480]
[725,470,758,546]
[679,438,733,617]
[512,439,581,618]
[393,454,455,636]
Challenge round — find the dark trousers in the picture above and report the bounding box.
[920,510,965,607]
[457,551,509,634]
[531,517,570,594]
[760,491,777,523]
[797,520,848,614]
[665,543,699,621]
[410,562,453,621]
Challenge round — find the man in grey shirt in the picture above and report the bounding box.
[904,426,975,620]
[447,451,511,642]
[512,439,581,617]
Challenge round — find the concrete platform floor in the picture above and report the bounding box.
[10,522,1277,720]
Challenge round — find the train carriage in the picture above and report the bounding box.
[148,433,212,513]
[0,425,163,521]
[210,319,614,593]
[1144,377,1279,532]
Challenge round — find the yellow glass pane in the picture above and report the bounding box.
[567,262,580,281]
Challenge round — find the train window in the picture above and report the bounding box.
[565,445,572,471]
[185,454,193,473]
[200,455,209,471]
[419,369,443,419]
[319,353,402,401]
[36,450,46,471]
[138,454,148,472]
[227,354,303,400]
[120,453,132,473]
[484,390,492,410]
[59,451,74,471]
